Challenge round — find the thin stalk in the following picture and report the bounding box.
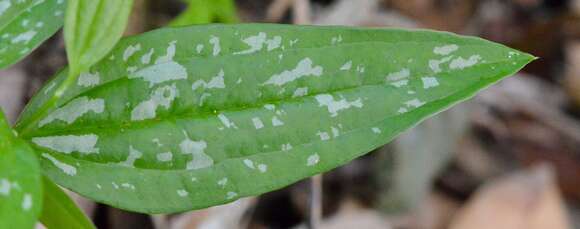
[15,67,81,137]
[307,174,323,229]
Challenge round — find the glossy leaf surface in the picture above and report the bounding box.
[0,0,65,69]
[0,110,42,229]
[17,24,534,213]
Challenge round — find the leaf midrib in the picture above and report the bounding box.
[24,57,518,139]
[21,41,501,133]
[33,59,515,174]
[27,58,528,172]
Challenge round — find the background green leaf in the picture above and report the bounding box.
[0,109,42,229]
[64,0,133,77]
[0,0,66,69]
[16,24,534,213]
[39,176,95,229]
[170,0,238,26]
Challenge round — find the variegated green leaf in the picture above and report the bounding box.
[0,109,42,229]
[16,24,534,213]
[0,0,66,69]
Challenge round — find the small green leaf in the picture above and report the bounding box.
[0,0,66,69]
[16,24,534,213]
[0,109,42,229]
[39,176,95,229]
[171,0,238,26]
[64,0,133,77]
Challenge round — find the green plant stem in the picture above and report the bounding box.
[16,69,81,137]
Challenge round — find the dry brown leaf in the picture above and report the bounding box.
[449,164,571,229]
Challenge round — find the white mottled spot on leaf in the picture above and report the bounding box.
[141,48,154,64]
[196,44,204,53]
[235,32,282,55]
[434,44,458,55]
[226,191,237,200]
[121,183,135,190]
[422,77,439,89]
[217,178,228,187]
[152,138,163,147]
[340,61,352,71]
[11,30,36,44]
[405,99,425,108]
[192,69,225,91]
[209,36,220,56]
[127,66,138,73]
[130,61,187,88]
[0,1,11,16]
[177,189,189,197]
[39,97,104,127]
[78,72,100,87]
[22,194,32,211]
[315,94,363,117]
[266,36,282,51]
[264,104,275,111]
[252,117,264,129]
[331,35,343,45]
[281,143,292,151]
[307,154,320,166]
[290,39,299,46]
[292,87,308,98]
[263,58,323,86]
[450,55,481,69]
[243,159,255,169]
[386,68,410,81]
[0,179,11,196]
[123,43,141,61]
[429,56,453,73]
[317,131,330,141]
[155,40,177,64]
[272,116,284,126]
[331,127,340,137]
[131,84,179,121]
[391,80,408,88]
[33,135,99,155]
[120,146,142,167]
[258,164,267,173]
[42,153,77,176]
[156,152,173,162]
[372,127,381,134]
[180,136,213,170]
[218,113,237,129]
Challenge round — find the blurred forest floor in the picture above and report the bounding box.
[3,0,580,228]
